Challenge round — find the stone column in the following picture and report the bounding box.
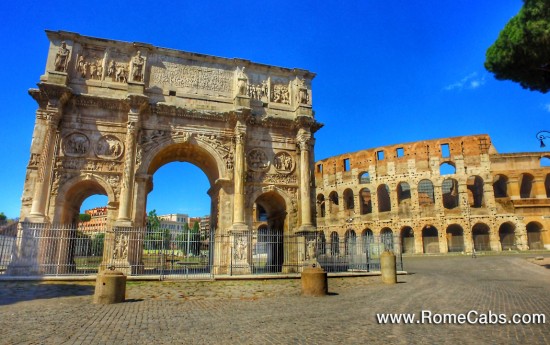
[507,178,520,200]
[297,132,315,232]
[533,178,547,198]
[29,109,61,221]
[116,95,147,225]
[231,122,248,231]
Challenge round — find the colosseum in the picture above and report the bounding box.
[314,134,550,255]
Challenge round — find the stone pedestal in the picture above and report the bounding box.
[380,251,397,284]
[94,270,126,304]
[301,265,328,296]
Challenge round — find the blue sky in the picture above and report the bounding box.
[1,0,547,219]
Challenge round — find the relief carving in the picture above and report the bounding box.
[247,148,270,172]
[274,152,294,174]
[264,173,297,185]
[28,153,41,167]
[51,171,75,195]
[272,84,290,104]
[106,174,122,196]
[95,135,124,160]
[112,233,129,260]
[59,157,122,172]
[62,133,90,157]
[139,129,168,151]
[248,79,269,102]
[54,41,70,72]
[76,54,104,80]
[150,56,233,93]
[107,59,129,83]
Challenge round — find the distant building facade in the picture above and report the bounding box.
[314,134,550,254]
[78,207,107,235]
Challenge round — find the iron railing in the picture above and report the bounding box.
[1,223,403,278]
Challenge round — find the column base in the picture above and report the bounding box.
[115,219,134,227]
[228,223,249,233]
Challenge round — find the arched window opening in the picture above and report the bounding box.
[360,188,372,214]
[377,184,391,212]
[545,174,550,198]
[329,191,339,214]
[442,178,459,209]
[446,224,464,252]
[316,194,326,218]
[361,228,373,253]
[345,230,357,255]
[380,228,394,251]
[422,225,439,253]
[397,182,411,205]
[519,173,535,199]
[418,179,435,206]
[256,204,268,221]
[472,223,491,251]
[493,174,508,198]
[526,222,544,250]
[440,162,456,175]
[499,222,516,250]
[401,226,414,254]
[330,232,340,256]
[359,171,370,184]
[541,156,550,167]
[467,176,484,208]
[343,189,354,210]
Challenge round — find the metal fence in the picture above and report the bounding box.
[1,223,403,278]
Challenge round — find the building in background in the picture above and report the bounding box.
[78,207,107,236]
[158,213,189,238]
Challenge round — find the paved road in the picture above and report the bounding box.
[1,254,549,344]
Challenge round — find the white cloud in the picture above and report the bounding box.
[444,72,486,91]
[543,103,550,112]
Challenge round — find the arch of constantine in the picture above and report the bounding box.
[315,134,550,254]
[10,31,321,275]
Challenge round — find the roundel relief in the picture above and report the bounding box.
[247,148,270,172]
[95,135,124,160]
[273,151,294,174]
[62,132,90,157]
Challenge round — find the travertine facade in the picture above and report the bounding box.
[15,31,321,274]
[314,134,550,254]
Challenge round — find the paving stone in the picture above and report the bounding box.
[0,254,549,344]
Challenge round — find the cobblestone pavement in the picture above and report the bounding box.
[1,253,550,344]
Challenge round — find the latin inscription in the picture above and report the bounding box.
[150,56,233,94]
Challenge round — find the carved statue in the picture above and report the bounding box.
[236,67,248,96]
[131,51,145,82]
[54,41,70,72]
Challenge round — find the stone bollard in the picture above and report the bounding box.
[301,265,328,296]
[380,250,397,284]
[93,269,126,304]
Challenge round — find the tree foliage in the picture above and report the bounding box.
[0,212,6,223]
[146,209,161,232]
[485,0,550,93]
[79,213,91,222]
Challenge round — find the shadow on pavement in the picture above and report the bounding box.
[0,282,94,306]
